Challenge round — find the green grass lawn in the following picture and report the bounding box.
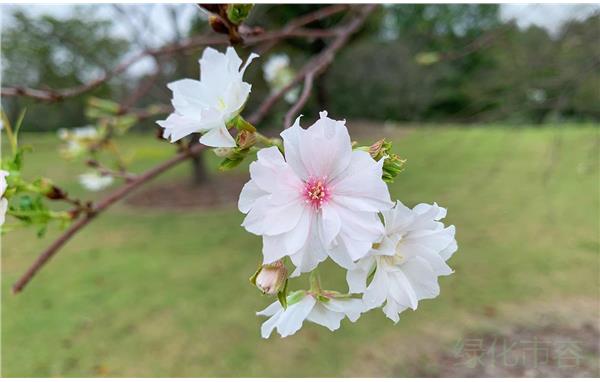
[2,124,599,377]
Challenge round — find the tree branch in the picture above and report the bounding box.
[10,5,375,294]
[248,4,376,126]
[12,143,206,294]
[1,6,352,103]
[284,72,314,128]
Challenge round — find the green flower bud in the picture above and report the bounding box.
[226,4,253,25]
[366,139,406,183]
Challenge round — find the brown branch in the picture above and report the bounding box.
[284,72,314,128]
[248,4,376,126]
[12,143,206,294]
[10,6,374,294]
[2,6,351,103]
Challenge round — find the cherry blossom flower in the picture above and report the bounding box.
[262,53,299,104]
[79,172,114,191]
[346,201,457,323]
[257,292,364,338]
[58,126,100,158]
[157,47,258,148]
[239,111,393,275]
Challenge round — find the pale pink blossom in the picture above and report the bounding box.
[239,111,393,275]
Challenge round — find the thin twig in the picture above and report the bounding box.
[12,144,206,294]
[1,6,351,103]
[10,5,375,293]
[248,4,376,126]
[284,72,314,128]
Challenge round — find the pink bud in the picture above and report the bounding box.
[254,261,287,295]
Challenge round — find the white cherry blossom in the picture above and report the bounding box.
[157,47,258,148]
[347,201,457,323]
[257,293,364,338]
[239,111,393,275]
[79,172,114,191]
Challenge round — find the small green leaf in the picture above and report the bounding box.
[277,279,289,309]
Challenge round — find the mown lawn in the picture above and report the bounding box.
[2,124,599,377]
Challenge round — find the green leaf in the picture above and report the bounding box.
[277,279,289,309]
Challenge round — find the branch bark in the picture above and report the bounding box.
[1,5,351,103]
[10,5,376,294]
[248,4,376,126]
[12,144,206,294]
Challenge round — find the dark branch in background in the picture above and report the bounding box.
[284,72,314,129]
[248,4,376,126]
[12,143,207,294]
[1,5,351,103]
[11,5,376,294]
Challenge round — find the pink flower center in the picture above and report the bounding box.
[303,177,330,209]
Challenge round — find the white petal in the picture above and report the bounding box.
[346,256,374,293]
[238,180,266,214]
[382,299,403,323]
[280,117,310,180]
[319,204,341,248]
[289,213,329,274]
[401,257,440,301]
[324,298,365,322]
[331,152,393,212]
[387,269,419,310]
[199,124,236,148]
[299,112,352,179]
[307,302,344,331]
[260,310,283,339]
[157,114,203,143]
[382,200,414,234]
[363,265,389,309]
[276,296,316,337]
[257,300,283,317]
[262,208,311,263]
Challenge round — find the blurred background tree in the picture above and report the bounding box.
[1,8,130,130]
[2,4,598,131]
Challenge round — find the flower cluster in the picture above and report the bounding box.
[155,47,457,339]
[239,113,457,338]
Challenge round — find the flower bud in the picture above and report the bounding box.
[368,138,392,161]
[366,139,405,183]
[382,153,406,183]
[236,130,256,150]
[226,4,253,25]
[251,261,288,295]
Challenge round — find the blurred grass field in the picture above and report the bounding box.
[2,124,599,377]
